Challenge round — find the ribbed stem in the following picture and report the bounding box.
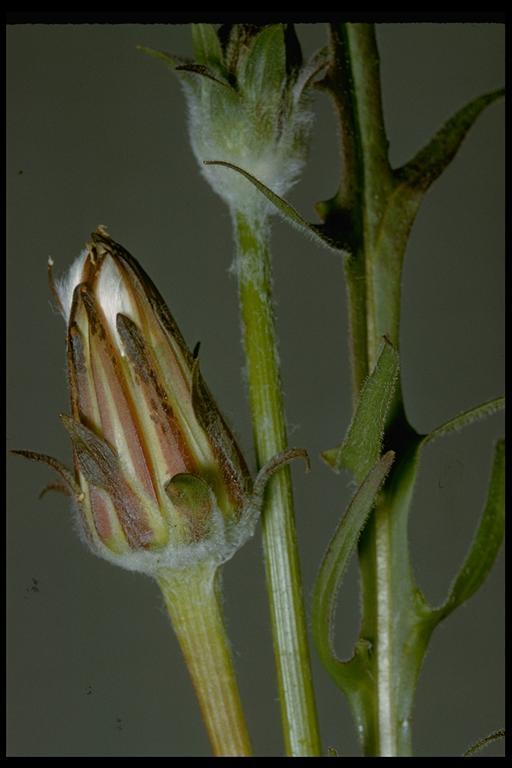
[232,210,321,756]
[327,23,421,756]
[157,561,252,757]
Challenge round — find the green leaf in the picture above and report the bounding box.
[136,45,188,71]
[238,24,286,99]
[191,24,223,70]
[175,64,236,93]
[203,160,344,251]
[433,439,505,621]
[396,88,504,192]
[322,339,399,481]
[312,452,395,675]
[422,396,504,446]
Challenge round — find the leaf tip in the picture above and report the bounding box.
[320,446,341,473]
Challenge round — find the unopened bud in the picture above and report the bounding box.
[14,227,307,575]
[143,24,327,219]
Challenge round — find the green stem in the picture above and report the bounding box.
[232,210,321,756]
[327,23,429,756]
[157,560,252,757]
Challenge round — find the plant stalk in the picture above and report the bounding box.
[327,23,427,756]
[232,209,321,756]
[157,560,252,757]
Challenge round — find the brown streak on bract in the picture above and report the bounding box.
[192,360,251,514]
[69,324,87,375]
[117,313,196,469]
[61,416,154,550]
[92,230,192,367]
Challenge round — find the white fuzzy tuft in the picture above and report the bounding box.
[182,84,314,220]
[55,248,88,322]
[95,255,140,344]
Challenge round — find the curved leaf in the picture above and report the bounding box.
[175,64,237,93]
[396,88,504,192]
[136,44,188,71]
[422,396,504,446]
[203,160,344,251]
[322,338,399,480]
[433,439,505,622]
[312,452,395,676]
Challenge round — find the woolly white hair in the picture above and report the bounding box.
[182,82,314,220]
[95,253,140,341]
[55,248,140,353]
[54,248,88,323]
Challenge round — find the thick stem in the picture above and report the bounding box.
[232,210,321,757]
[157,560,252,757]
[328,23,424,756]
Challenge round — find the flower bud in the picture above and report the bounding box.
[144,24,327,219]
[21,227,252,573]
[14,227,307,575]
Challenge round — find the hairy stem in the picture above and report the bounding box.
[327,23,423,756]
[157,561,252,757]
[232,210,321,756]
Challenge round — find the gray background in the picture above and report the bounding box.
[7,23,504,757]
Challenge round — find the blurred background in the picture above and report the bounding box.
[7,22,504,757]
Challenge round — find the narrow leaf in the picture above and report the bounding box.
[422,396,504,446]
[396,88,504,191]
[136,45,188,71]
[434,439,505,621]
[203,160,343,251]
[463,728,505,757]
[175,64,237,93]
[238,25,285,99]
[191,24,223,70]
[312,452,395,672]
[322,339,399,481]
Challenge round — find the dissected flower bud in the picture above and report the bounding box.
[141,24,327,219]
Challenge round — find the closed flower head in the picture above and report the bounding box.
[14,227,306,575]
[17,227,257,574]
[140,24,327,219]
